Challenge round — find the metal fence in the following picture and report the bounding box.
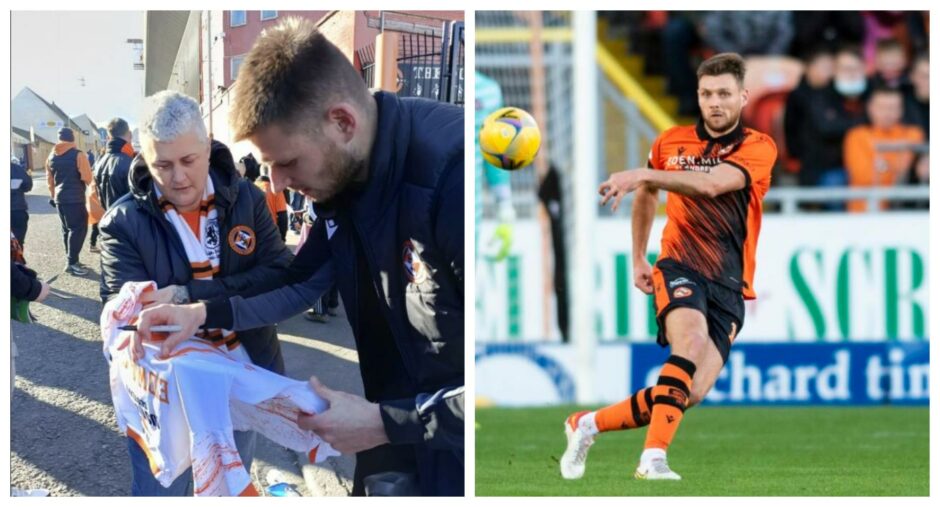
[357,21,464,105]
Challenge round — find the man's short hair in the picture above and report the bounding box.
[139,91,208,144]
[697,53,746,87]
[230,17,371,141]
[107,117,131,139]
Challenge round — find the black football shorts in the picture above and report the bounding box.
[651,258,744,363]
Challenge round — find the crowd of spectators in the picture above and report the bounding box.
[602,11,929,210]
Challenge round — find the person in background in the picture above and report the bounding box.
[843,85,924,212]
[796,45,869,193]
[240,152,261,182]
[784,46,835,177]
[46,127,93,275]
[903,53,929,139]
[870,39,909,89]
[700,11,794,56]
[86,174,105,253]
[661,13,708,117]
[255,171,289,241]
[94,117,135,210]
[11,156,32,246]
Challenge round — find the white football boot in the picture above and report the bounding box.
[634,448,682,480]
[560,411,595,479]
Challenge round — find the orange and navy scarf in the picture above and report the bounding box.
[155,178,242,352]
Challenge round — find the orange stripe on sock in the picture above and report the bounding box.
[660,363,693,388]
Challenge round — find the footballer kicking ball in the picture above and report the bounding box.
[479,107,542,170]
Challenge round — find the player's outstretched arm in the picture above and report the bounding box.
[599,164,746,207]
[642,164,746,197]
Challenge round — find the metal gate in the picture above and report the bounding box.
[357,21,464,105]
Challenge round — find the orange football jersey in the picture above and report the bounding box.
[647,121,777,300]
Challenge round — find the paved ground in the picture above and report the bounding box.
[11,171,361,496]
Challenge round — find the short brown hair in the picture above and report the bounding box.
[230,17,371,140]
[697,53,746,87]
[107,117,130,138]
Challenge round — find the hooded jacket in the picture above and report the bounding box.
[98,146,294,373]
[94,137,135,210]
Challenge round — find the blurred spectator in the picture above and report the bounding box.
[11,156,32,245]
[255,174,289,241]
[904,12,930,57]
[240,152,261,182]
[903,53,929,139]
[790,12,864,59]
[871,39,909,89]
[843,85,924,212]
[662,12,706,116]
[87,149,95,168]
[784,47,834,173]
[94,117,135,210]
[701,12,794,56]
[860,12,908,70]
[46,127,93,275]
[86,178,104,253]
[795,46,870,190]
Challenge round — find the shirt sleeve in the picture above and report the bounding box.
[647,134,664,169]
[722,133,778,187]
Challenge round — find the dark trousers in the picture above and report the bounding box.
[11,210,28,246]
[327,285,339,309]
[90,223,100,247]
[56,202,87,266]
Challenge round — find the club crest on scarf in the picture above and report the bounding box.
[204,218,221,262]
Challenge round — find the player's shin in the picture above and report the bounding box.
[589,387,654,433]
[643,355,696,451]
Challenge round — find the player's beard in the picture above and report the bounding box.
[703,109,741,136]
[314,140,368,206]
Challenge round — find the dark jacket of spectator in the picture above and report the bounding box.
[11,263,43,301]
[790,12,864,56]
[796,83,869,186]
[701,11,794,55]
[94,137,135,210]
[11,160,32,212]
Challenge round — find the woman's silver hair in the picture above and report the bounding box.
[139,90,208,144]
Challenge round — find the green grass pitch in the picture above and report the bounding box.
[476,405,929,496]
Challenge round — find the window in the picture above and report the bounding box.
[230,11,246,27]
[231,55,245,81]
[260,11,277,21]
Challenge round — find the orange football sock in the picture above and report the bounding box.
[644,355,696,451]
[594,387,654,432]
